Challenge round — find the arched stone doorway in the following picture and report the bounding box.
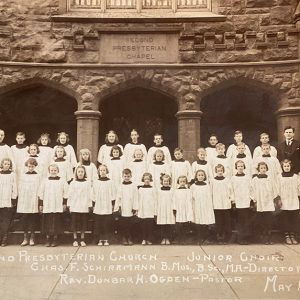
[99,87,178,152]
[0,84,77,147]
[200,80,278,151]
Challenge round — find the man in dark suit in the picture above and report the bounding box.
[277,126,300,174]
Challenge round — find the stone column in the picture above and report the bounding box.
[276,107,300,142]
[175,110,202,162]
[75,110,101,163]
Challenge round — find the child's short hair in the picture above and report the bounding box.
[25,158,38,167]
[216,143,225,150]
[55,145,67,157]
[131,129,139,135]
[16,131,25,137]
[195,169,207,181]
[79,148,91,163]
[215,164,225,173]
[234,130,243,135]
[110,145,123,157]
[75,165,87,180]
[236,142,245,147]
[209,134,218,140]
[37,133,51,145]
[257,162,268,172]
[260,132,269,138]
[98,164,109,174]
[154,133,163,139]
[284,126,295,132]
[281,159,292,168]
[28,144,40,154]
[133,148,144,158]
[177,175,188,184]
[197,147,206,154]
[105,130,119,144]
[142,172,153,182]
[160,174,171,185]
[174,147,183,154]
[153,149,165,161]
[56,132,70,143]
[122,168,132,176]
[235,160,246,169]
[48,163,59,173]
[0,158,13,171]
[261,143,271,149]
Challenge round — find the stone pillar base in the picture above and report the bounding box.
[75,110,101,163]
[175,110,202,162]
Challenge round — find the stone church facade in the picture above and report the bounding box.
[0,0,299,161]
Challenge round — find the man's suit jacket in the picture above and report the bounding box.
[277,139,300,173]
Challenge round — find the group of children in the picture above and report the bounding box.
[0,128,299,247]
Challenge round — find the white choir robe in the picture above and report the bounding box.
[115,182,138,217]
[231,155,253,177]
[170,160,192,188]
[277,173,300,210]
[75,162,98,188]
[92,178,115,215]
[191,160,211,182]
[191,182,215,225]
[123,143,147,167]
[252,156,281,182]
[250,175,278,212]
[0,172,17,208]
[231,174,252,209]
[156,187,175,225]
[107,157,125,194]
[211,177,233,210]
[53,144,77,169]
[134,186,157,219]
[172,188,193,223]
[52,159,73,182]
[11,145,28,182]
[205,146,218,162]
[17,172,41,213]
[253,145,277,159]
[68,180,93,213]
[128,160,147,187]
[97,144,124,165]
[210,156,232,179]
[148,161,170,189]
[39,146,54,172]
[226,143,252,160]
[147,146,172,165]
[38,177,68,213]
[0,144,14,168]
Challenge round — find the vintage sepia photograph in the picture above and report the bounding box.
[0,0,300,299]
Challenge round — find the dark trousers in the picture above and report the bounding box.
[160,224,173,240]
[22,213,39,233]
[214,209,231,240]
[0,208,14,236]
[195,224,210,241]
[175,222,189,242]
[94,214,112,240]
[71,213,88,232]
[280,210,299,234]
[256,211,273,235]
[120,216,133,239]
[236,208,251,241]
[140,218,154,241]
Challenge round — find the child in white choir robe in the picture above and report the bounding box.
[52,146,73,183]
[226,130,252,160]
[53,132,77,169]
[190,170,215,244]
[68,165,93,247]
[148,149,170,189]
[156,174,175,245]
[114,168,138,245]
[211,164,234,244]
[134,172,157,245]
[0,158,17,246]
[123,129,147,167]
[0,129,14,166]
[170,148,192,188]
[17,158,41,246]
[231,160,253,245]
[97,130,123,166]
[37,133,54,173]
[253,132,277,159]
[77,148,98,188]
[172,176,193,245]
[191,147,211,183]
[128,148,147,187]
[205,134,219,162]
[278,159,300,245]
[210,143,231,178]
[147,134,172,165]
[251,162,279,245]
[252,144,281,182]
[39,164,68,247]
[231,142,252,177]
[106,145,124,194]
[93,165,116,246]
[11,132,28,183]
[25,144,46,177]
